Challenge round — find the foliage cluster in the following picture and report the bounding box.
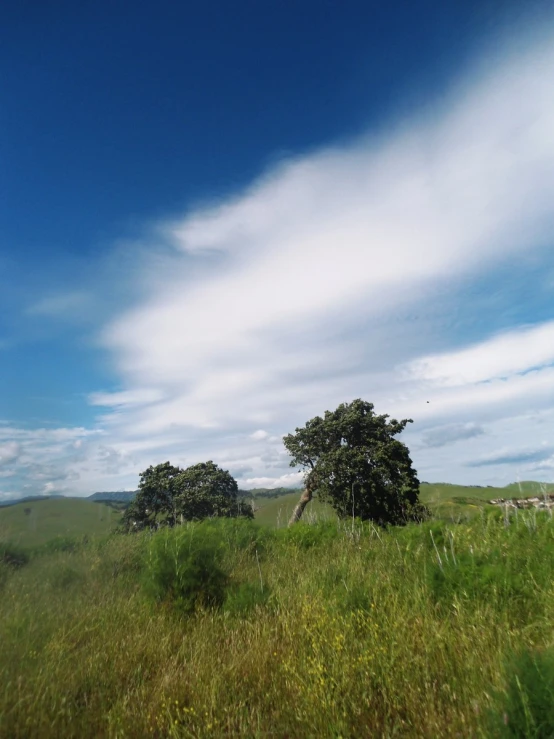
[120,460,253,533]
[493,646,554,738]
[284,398,429,525]
[143,518,272,615]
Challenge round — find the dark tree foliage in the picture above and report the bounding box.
[174,461,253,521]
[284,399,429,527]
[120,462,182,532]
[120,460,252,532]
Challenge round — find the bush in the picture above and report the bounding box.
[97,533,146,579]
[194,517,274,559]
[426,515,554,613]
[427,551,534,609]
[143,526,229,614]
[489,647,554,738]
[223,581,272,616]
[395,520,449,552]
[34,536,84,556]
[48,565,83,590]
[0,562,10,590]
[275,520,340,549]
[0,542,29,568]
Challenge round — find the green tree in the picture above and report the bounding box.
[283,399,428,527]
[120,460,253,532]
[120,461,182,532]
[174,461,253,521]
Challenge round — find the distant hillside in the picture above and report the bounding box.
[238,486,302,499]
[0,497,122,547]
[503,480,554,495]
[87,488,300,504]
[88,491,137,503]
[0,494,66,508]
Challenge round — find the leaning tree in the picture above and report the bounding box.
[283,399,428,527]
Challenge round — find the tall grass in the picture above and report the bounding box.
[1,510,554,737]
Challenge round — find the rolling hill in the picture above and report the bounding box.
[1,481,553,547]
[0,497,123,548]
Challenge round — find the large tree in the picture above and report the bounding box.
[120,461,182,531]
[174,461,253,521]
[283,399,428,527]
[120,460,252,532]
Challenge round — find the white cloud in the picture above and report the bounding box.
[85,29,554,491]
[250,430,269,441]
[421,423,485,449]
[88,389,165,408]
[238,471,304,490]
[404,320,554,387]
[0,441,20,467]
[0,427,101,443]
[27,291,92,318]
[3,25,554,500]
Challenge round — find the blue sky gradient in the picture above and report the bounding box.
[1,0,554,498]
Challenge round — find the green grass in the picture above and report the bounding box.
[503,480,554,496]
[253,490,336,526]
[2,482,551,551]
[2,509,554,737]
[254,482,554,527]
[0,498,122,548]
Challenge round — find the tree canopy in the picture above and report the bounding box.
[283,399,428,526]
[120,460,253,532]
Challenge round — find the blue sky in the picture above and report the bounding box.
[1,1,554,499]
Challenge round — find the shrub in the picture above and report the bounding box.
[427,548,540,615]
[143,526,229,614]
[34,536,83,556]
[194,517,274,559]
[489,647,554,738]
[395,520,448,552]
[0,562,10,590]
[97,533,146,579]
[427,515,554,614]
[275,520,340,549]
[0,542,29,568]
[48,565,83,590]
[223,581,272,616]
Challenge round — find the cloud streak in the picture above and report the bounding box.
[3,25,554,499]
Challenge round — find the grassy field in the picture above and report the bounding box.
[2,508,554,737]
[253,490,335,526]
[0,497,122,548]
[255,481,554,528]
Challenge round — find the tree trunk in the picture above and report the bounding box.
[288,480,314,526]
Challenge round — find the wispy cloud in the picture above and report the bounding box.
[86,30,554,489]
[2,26,554,500]
[0,442,21,467]
[467,445,554,468]
[405,321,554,387]
[421,423,486,449]
[27,291,93,318]
[88,389,166,408]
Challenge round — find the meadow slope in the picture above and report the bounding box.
[2,510,554,737]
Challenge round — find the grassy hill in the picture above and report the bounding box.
[0,498,122,548]
[419,480,554,519]
[503,480,554,495]
[3,509,554,736]
[253,490,336,526]
[1,480,552,548]
[254,480,554,525]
